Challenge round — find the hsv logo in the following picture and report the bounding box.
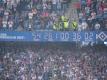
[97,32,107,41]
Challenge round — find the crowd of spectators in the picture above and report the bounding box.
[0,43,107,80]
[78,0,107,31]
[0,0,107,31]
[0,0,71,31]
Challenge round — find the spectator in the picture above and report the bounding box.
[52,0,57,12]
[28,11,33,30]
[87,0,91,7]
[94,22,100,30]
[2,19,7,30]
[0,0,106,31]
[78,22,82,31]
[81,20,88,30]
[8,20,14,30]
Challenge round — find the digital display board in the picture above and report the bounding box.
[0,31,107,42]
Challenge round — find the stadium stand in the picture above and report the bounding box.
[0,0,71,31]
[77,0,107,31]
[0,0,106,31]
[0,0,107,79]
[0,42,107,80]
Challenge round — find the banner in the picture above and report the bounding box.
[0,31,33,41]
[0,31,107,42]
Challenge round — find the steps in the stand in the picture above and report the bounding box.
[65,1,79,22]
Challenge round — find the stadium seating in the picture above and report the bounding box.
[0,0,107,31]
[78,0,107,30]
[0,43,107,80]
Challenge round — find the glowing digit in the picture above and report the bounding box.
[73,32,76,41]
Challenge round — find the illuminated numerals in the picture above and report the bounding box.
[85,32,93,41]
[73,32,81,41]
[34,33,41,41]
[73,32,76,40]
[77,32,81,41]
[48,33,53,41]
[60,32,70,41]
[44,33,53,41]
